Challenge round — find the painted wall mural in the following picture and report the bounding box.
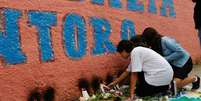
[0,0,176,64]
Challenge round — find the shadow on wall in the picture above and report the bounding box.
[28,86,55,101]
[77,69,127,99]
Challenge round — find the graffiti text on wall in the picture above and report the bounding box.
[0,0,176,64]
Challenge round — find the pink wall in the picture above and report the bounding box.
[0,0,200,100]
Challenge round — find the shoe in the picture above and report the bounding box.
[192,76,200,90]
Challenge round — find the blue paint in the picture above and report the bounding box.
[127,0,144,12]
[91,0,122,8]
[160,0,176,17]
[148,0,157,14]
[109,0,122,8]
[63,13,87,59]
[0,8,26,64]
[90,17,116,55]
[28,11,57,62]
[121,19,136,40]
[91,0,104,5]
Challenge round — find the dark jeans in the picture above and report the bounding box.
[135,72,169,97]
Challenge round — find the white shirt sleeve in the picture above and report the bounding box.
[127,49,143,72]
[126,64,131,72]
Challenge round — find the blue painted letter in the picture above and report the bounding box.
[148,0,157,14]
[63,13,87,59]
[91,0,104,5]
[28,11,57,62]
[0,8,26,64]
[90,17,116,55]
[160,0,176,17]
[109,0,122,8]
[127,0,144,12]
[121,19,136,40]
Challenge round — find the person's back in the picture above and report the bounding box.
[161,36,190,67]
[128,46,173,86]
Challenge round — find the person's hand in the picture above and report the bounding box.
[125,97,132,101]
[79,97,85,101]
[124,94,139,101]
[107,82,115,87]
[101,84,110,90]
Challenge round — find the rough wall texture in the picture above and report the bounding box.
[0,0,200,100]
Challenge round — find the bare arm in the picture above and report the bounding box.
[130,72,138,99]
[108,70,129,87]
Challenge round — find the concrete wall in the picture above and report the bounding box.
[0,0,200,100]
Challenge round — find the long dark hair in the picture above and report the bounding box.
[117,40,134,53]
[130,35,148,48]
[142,27,163,55]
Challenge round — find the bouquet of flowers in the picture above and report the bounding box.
[78,74,130,101]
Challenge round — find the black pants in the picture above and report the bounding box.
[135,72,169,97]
[171,57,193,80]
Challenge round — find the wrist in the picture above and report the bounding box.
[112,82,116,86]
[130,96,134,100]
[109,82,115,87]
[130,92,135,99]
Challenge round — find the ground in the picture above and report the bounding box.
[191,65,201,78]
